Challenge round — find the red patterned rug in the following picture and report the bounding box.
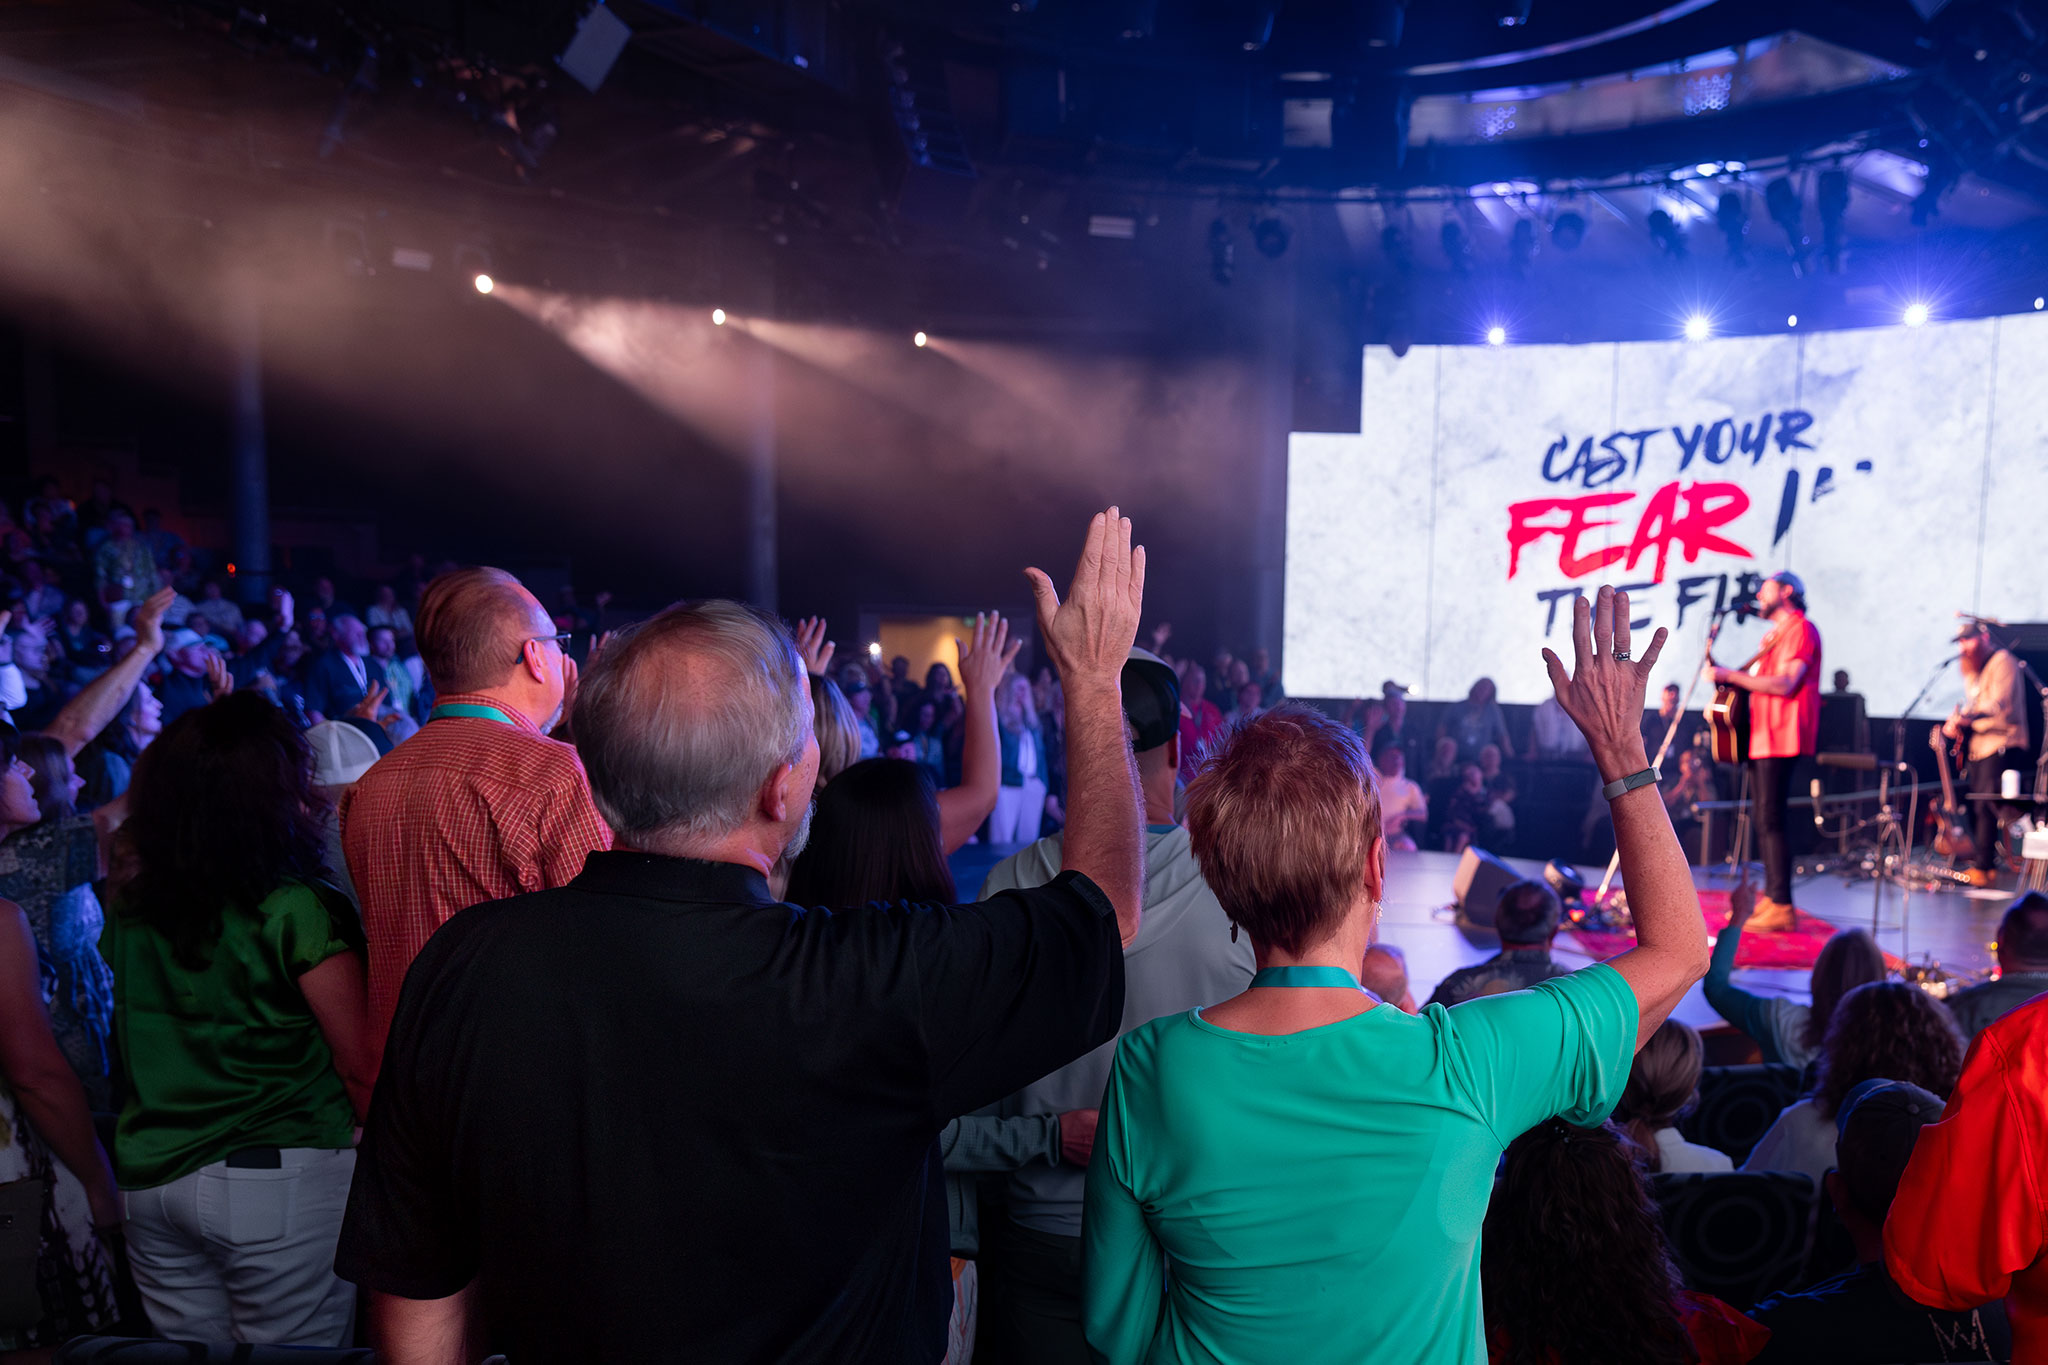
[1562,890,1903,971]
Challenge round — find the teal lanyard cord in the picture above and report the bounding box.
[1251,965,1368,991]
[429,702,517,726]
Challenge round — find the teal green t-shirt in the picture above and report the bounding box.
[102,881,362,1189]
[1082,963,1638,1365]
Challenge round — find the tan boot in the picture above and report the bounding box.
[1748,896,1799,932]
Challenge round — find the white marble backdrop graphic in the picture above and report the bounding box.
[1284,313,2048,717]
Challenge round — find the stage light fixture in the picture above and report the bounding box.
[1439,219,1472,276]
[1787,314,1798,327]
[1486,325,1506,346]
[1509,218,1536,275]
[712,308,727,325]
[1551,211,1586,251]
[1715,191,1748,265]
[2036,297,2045,310]
[1208,219,1235,285]
[1903,302,1930,327]
[1253,217,1291,258]
[473,274,495,295]
[913,331,929,347]
[1492,0,1532,26]
[1764,176,1807,271]
[1647,209,1687,259]
[1684,314,1711,341]
[868,642,883,658]
[1817,168,1849,273]
[1361,0,1408,49]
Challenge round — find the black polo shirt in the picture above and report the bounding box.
[336,851,1124,1364]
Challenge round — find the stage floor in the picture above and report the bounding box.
[1380,849,2008,1030]
[951,839,2012,1031]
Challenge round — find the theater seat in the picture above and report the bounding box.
[1677,1063,1807,1166]
[53,1340,376,1363]
[1651,1171,1817,1308]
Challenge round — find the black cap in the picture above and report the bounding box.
[1834,1079,1945,1221]
[1121,647,1182,753]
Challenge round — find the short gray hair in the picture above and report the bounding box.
[572,600,811,847]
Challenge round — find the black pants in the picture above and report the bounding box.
[978,1218,1088,1365]
[1969,749,2025,872]
[1750,756,1798,904]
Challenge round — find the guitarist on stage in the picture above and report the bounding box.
[1707,571,1822,932]
[1945,621,2031,888]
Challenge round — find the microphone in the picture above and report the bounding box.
[1811,778,1826,831]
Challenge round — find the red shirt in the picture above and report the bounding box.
[1886,993,2048,1362]
[1747,609,1822,760]
[341,692,613,1056]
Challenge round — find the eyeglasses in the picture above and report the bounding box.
[517,631,574,663]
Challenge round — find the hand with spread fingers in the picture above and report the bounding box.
[1541,585,1667,783]
[794,617,835,679]
[955,612,1023,699]
[1025,507,1147,693]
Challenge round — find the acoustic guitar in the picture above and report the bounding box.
[1702,615,1751,764]
[1929,723,1976,860]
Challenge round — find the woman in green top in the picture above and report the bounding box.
[1082,587,1715,1365]
[102,693,377,1347]
[1703,876,1885,1069]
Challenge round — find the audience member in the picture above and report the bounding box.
[1176,662,1224,783]
[1375,681,1423,778]
[976,646,1253,1364]
[1485,773,1517,848]
[153,628,217,725]
[304,615,383,725]
[1439,676,1515,761]
[19,559,66,622]
[1442,762,1492,853]
[365,583,413,638]
[3,732,115,1109]
[1430,879,1570,1007]
[1247,647,1281,707]
[341,567,612,1054]
[1081,588,1710,1363]
[307,721,383,912]
[1477,742,1503,783]
[838,665,883,759]
[992,671,1050,844]
[75,682,162,810]
[1705,876,1886,1068]
[809,673,862,793]
[53,590,174,810]
[58,597,111,683]
[1752,1079,2010,1363]
[188,579,244,638]
[1664,746,1719,859]
[1744,980,1965,1181]
[367,624,420,733]
[337,509,1148,1363]
[1642,681,1702,758]
[1613,1019,1730,1173]
[9,616,62,731]
[1528,693,1590,760]
[1360,942,1418,1013]
[905,699,946,785]
[93,508,154,626]
[1482,1120,1766,1365]
[1372,739,1426,851]
[1944,891,2048,1038]
[105,693,374,1345]
[1886,992,2048,1362]
[308,576,354,625]
[0,869,121,1354]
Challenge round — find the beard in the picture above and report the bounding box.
[781,796,816,863]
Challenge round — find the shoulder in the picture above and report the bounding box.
[980,834,1065,896]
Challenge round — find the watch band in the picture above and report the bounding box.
[1602,767,1661,800]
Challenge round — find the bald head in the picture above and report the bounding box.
[416,567,549,695]
[573,600,813,851]
[1362,943,1417,1014]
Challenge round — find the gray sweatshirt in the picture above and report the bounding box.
[979,823,1255,1237]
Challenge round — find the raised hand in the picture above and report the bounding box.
[1540,585,1667,781]
[956,612,1023,697]
[130,588,177,657]
[1025,507,1146,692]
[1726,866,1757,930]
[347,681,389,722]
[794,616,835,678]
[203,649,233,701]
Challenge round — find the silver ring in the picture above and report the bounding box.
[1613,648,1632,662]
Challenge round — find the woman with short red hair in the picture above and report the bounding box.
[1081,587,1713,1365]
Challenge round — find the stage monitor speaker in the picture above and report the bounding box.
[1452,846,1520,928]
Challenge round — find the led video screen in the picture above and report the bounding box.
[1284,313,2048,717]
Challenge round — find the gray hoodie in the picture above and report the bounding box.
[978,822,1254,1237]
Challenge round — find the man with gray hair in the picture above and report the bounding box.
[338,509,1149,1365]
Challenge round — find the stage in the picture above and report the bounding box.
[951,843,2011,1038]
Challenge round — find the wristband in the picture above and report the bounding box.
[1601,767,1660,801]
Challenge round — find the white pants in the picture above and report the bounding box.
[990,779,1046,844]
[122,1146,357,1346]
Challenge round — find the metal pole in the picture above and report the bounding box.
[228,282,271,605]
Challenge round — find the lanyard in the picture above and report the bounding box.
[430,702,518,726]
[1251,965,1367,991]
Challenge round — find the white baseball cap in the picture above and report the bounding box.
[307,720,381,787]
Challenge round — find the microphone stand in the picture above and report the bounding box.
[1593,605,1733,905]
[1870,653,1954,954]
